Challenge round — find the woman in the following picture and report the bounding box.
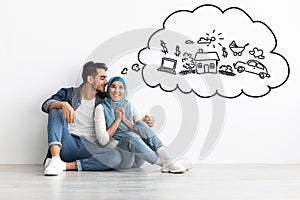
[94,76,188,173]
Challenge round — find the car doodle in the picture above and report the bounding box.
[233,60,270,79]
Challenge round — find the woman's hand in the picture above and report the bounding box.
[114,109,122,123]
[116,106,134,130]
[116,106,126,121]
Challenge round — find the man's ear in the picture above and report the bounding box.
[87,75,94,84]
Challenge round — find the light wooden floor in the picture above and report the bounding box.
[1,164,300,200]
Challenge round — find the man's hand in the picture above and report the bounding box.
[142,114,155,127]
[61,102,75,123]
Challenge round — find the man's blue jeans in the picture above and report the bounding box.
[116,120,164,169]
[47,109,121,171]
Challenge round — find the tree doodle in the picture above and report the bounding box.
[138,4,290,98]
[179,52,195,75]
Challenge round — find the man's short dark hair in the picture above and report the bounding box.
[82,61,108,83]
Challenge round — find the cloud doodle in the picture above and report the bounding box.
[138,4,290,98]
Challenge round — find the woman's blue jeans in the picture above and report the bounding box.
[116,120,164,169]
[47,109,122,171]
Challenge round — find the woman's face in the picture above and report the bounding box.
[109,81,125,102]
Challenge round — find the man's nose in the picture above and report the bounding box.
[105,78,108,83]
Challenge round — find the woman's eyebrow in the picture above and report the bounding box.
[111,83,124,87]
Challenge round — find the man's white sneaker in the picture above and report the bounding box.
[44,157,66,176]
[161,160,186,174]
[44,158,51,169]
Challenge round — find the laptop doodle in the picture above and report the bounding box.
[157,57,177,75]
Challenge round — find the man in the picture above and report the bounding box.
[42,62,118,175]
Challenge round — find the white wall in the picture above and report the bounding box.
[0,0,299,164]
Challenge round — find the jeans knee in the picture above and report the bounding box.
[49,108,64,119]
[125,133,143,144]
[134,120,147,127]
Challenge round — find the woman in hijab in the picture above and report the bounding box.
[94,76,189,173]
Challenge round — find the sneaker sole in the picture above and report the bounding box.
[44,173,60,176]
[44,170,63,176]
[161,169,185,174]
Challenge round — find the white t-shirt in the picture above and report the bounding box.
[94,102,142,147]
[68,98,97,144]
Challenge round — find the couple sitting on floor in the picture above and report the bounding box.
[42,61,192,176]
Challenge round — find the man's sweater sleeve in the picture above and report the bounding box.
[41,88,69,113]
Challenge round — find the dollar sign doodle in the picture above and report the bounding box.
[175,45,181,57]
[160,40,168,54]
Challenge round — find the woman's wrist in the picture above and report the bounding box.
[115,119,121,125]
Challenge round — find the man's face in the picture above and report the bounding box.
[93,68,108,93]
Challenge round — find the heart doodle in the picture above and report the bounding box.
[249,47,265,59]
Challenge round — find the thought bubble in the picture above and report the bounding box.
[138,4,290,98]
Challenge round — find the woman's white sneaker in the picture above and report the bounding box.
[161,160,186,174]
[177,158,194,171]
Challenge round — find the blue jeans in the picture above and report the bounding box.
[116,120,164,169]
[47,109,121,171]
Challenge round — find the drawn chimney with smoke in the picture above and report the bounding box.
[194,48,220,74]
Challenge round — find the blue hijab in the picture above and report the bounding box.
[102,76,133,140]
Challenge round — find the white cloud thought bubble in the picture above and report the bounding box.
[138,4,290,98]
